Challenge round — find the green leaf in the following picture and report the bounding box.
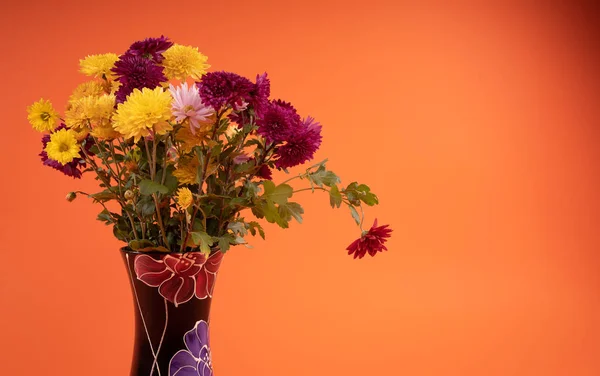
[90,189,118,202]
[247,221,265,239]
[218,234,236,253]
[261,199,288,228]
[349,205,361,225]
[307,165,340,188]
[128,239,155,250]
[139,179,169,195]
[191,231,215,255]
[329,185,343,208]
[227,221,247,236]
[262,181,293,205]
[96,209,116,225]
[279,202,304,224]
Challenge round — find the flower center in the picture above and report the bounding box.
[40,112,51,121]
[59,143,70,152]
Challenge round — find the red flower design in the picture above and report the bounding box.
[346,219,393,259]
[134,251,224,306]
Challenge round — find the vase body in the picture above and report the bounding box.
[121,248,223,376]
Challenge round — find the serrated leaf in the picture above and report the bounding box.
[191,231,214,255]
[308,165,340,188]
[279,202,304,224]
[139,179,169,195]
[262,181,293,205]
[91,189,117,202]
[349,205,361,225]
[329,185,343,208]
[247,221,265,239]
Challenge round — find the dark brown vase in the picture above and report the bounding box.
[121,248,223,376]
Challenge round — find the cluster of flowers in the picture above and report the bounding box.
[27,36,391,259]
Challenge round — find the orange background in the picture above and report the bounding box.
[1,1,599,375]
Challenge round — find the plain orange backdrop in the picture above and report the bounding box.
[1,0,599,375]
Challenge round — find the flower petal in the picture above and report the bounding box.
[203,252,223,274]
[195,271,209,300]
[134,255,171,286]
[159,276,195,306]
[184,320,209,357]
[169,350,198,376]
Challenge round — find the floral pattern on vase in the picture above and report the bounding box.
[134,251,223,306]
[169,320,213,376]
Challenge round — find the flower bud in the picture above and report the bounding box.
[124,190,135,200]
[66,192,77,202]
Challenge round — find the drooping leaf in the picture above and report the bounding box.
[139,179,169,195]
[329,185,343,208]
[279,202,304,224]
[349,205,361,226]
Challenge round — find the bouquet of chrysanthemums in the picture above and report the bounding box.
[27,36,392,257]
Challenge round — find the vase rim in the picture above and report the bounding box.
[120,246,221,255]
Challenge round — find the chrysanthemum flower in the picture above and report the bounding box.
[346,219,393,259]
[162,44,210,81]
[90,94,120,140]
[257,164,273,180]
[176,187,194,210]
[113,87,173,142]
[79,53,119,80]
[69,81,106,102]
[173,157,200,185]
[112,54,167,103]
[249,72,271,114]
[197,71,254,110]
[257,99,302,143]
[39,124,93,178]
[45,128,81,165]
[65,96,97,130]
[127,36,173,63]
[274,116,322,169]
[176,123,211,153]
[27,99,60,132]
[169,83,214,134]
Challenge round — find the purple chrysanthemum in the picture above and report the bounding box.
[112,53,166,102]
[248,72,270,114]
[197,71,254,110]
[257,164,273,180]
[274,116,322,169]
[256,99,302,143]
[126,35,173,63]
[39,124,92,179]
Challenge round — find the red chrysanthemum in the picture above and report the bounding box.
[346,219,393,259]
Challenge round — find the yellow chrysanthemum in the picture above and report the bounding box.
[65,96,97,130]
[69,81,106,102]
[94,94,116,120]
[27,99,60,132]
[173,157,200,185]
[45,129,81,165]
[113,87,173,142]
[175,122,212,153]
[175,187,194,210]
[161,44,210,80]
[79,53,118,79]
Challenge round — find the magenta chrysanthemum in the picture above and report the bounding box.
[273,116,322,169]
[126,35,173,63]
[346,219,393,259]
[257,164,273,180]
[256,100,301,143]
[249,72,270,114]
[197,71,254,110]
[112,54,166,102]
[39,124,92,179]
[169,83,214,134]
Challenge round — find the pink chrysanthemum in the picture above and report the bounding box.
[169,83,214,134]
[346,219,393,259]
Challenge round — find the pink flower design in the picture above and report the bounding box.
[134,251,223,306]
